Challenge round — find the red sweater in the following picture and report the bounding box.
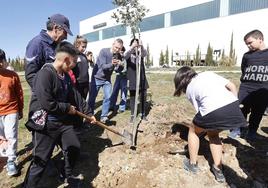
[0,68,24,116]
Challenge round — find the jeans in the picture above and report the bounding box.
[110,75,127,111]
[0,113,18,162]
[88,78,112,118]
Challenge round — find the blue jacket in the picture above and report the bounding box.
[92,48,115,81]
[25,30,57,88]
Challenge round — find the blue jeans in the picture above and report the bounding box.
[88,78,112,118]
[110,75,127,111]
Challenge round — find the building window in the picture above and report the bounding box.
[170,0,220,26]
[84,31,99,42]
[140,14,165,32]
[229,0,268,15]
[102,25,126,40]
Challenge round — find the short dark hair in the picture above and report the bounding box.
[244,29,264,41]
[0,49,6,62]
[130,38,139,46]
[173,66,197,97]
[55,41,79,57]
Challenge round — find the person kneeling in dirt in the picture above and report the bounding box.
[23,41,96,188]
[173,66,246,183]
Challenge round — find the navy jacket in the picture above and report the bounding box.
[25,30,57,88]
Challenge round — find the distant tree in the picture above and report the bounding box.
[145,44,153,68]
[159,50,165,66]
[171,50,174,66]
[186,51,191,66]
[165,46,169,66]
[151,56,154,67]
[229,32,237,66]
[219,49,230,66]
[193,44,201,66]
[205,42,214,66]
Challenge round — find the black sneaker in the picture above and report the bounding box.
[211,165,226,183]
[64,174,84,186]
[183,158,199,174]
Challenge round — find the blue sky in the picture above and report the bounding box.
[0,0,115,59]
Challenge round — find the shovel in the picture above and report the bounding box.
[75,111,133,146]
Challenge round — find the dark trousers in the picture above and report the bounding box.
[23,121,80,188]
[129,89,147,116]
[239,87,268,133]
[76,82,89,100]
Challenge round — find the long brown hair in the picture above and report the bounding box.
[173,66,197,97]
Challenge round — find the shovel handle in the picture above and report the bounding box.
[75,111,123,137]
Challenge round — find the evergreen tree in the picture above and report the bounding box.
[193,44,201,66]
[171,50,173,66]
[145,44,151,68]
[205,43,214,66]
[229,32,237,66]
[219,49,230,66]
[186,51,191,66]
[165,46,169,66]
[159,50,165,66]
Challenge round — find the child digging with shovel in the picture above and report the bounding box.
[173,66,246,183]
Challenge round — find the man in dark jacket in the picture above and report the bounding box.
[25,13,73,88]
[23,41,96,187]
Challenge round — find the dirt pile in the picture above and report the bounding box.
[89,103,268,188]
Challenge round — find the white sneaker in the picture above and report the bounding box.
[6,161,18,176]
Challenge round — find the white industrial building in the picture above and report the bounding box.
[80,0,268,67]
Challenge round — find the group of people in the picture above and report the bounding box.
[0,12,267,186]
[174,29,268,182]
[88,37,149,124]
[0,13,149,187]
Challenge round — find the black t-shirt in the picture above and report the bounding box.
[240,48,268,89]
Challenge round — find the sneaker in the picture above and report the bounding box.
[211,165,226,183]
[6,161,18,176]
[228,128,241,139]
[64,174,84,186]
[183,158,199,174]
[117,109,125,114]
[100,117,109,124]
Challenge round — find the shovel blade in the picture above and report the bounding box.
[122,130,133,146]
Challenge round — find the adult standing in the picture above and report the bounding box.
[24,13,74,182]
[88,38,123,123]
[124,38,149,123]
[229,30,268,141]
[25,13,73,88]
